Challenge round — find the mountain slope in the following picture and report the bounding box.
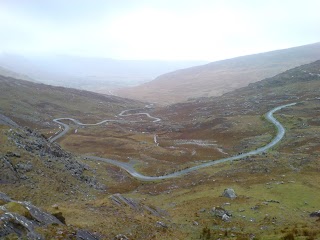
[117,42,320,104]
[158,60,320,124]
[1,60,320,239]
[0,65,34,82]
[0,75,144,131]
[0,54,206,92]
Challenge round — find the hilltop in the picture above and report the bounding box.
[117,42,320,104]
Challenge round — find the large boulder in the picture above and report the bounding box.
[222,188,237,199]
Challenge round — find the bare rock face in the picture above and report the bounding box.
[0,192,62,239]
[0,156,19,184]
[0,192,100,240]
[0,113,19,127]
[76,229,101,240]
[0,192,12,203]
[6,126,106,190]
[222,188,237,199]
[109,193,167,217]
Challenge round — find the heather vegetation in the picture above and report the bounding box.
[0,59,320,239]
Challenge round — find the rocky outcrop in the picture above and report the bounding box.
[0,192,100,240]
[5,127,106,190]
[0,156,19,183]
[110,193,167,217]
[212,206,232,222]
[222,188,237,199]
[0,113,19,127]
[76,229,101,240]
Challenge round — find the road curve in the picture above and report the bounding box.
[52,103,296,181]
[49,109,161,142]
[119,109,161,122]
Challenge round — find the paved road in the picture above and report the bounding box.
[49,109,161,142]
[51,103,296,181]
[119,109,161,122]
[49,118,121,142]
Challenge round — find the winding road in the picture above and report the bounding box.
[50,103,296,181]
[49,108,160,142]
[119,109,161,122]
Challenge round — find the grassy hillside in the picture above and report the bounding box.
[0,75,144,131]
[1,61,320,239]
[117,42,320,104]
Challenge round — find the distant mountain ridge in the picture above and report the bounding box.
[117,42,320,104]
[0,53,206,92]
[0,65,35,82]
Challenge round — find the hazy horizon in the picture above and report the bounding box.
[1,0,319,62]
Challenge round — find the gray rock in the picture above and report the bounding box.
[0,192,12,203]
[156,221,168,228]
[7,127,104,189]
[0,157,19,184]
[193,221,199,226]
[21,202,62,225]
[19,174,29,180]
[222,213,231,222]
[310,210,320,218]
[76,229,100,240]
[16,162,33,172]
[110,193,166,217]
[110,193,140,211]
[0,212,43,239]
[222,188,237,199]
[6,152,21,158]
[0,114,19,127]
[0,192,100,239]
[212,207,232,219]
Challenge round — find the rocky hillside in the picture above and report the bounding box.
[0,75,144,130]
[0,117,105,238]
[0,192,100,239]
[158,60,320,124]
[117,42,320,104]
[0,122,106,200]
[1,60,320,239]
[0,119,175,239]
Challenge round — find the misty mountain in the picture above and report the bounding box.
[116,42,320,104]
[0,65,35,82]
[0,53,206,92]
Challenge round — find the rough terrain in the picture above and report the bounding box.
[117,42,320,104]
[0,60,320,239]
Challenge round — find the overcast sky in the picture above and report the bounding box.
[0,0,319,61]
